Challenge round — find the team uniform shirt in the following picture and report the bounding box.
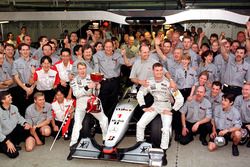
[205,91,223,111]
[166,59,182,79]
[0,67,12,92]
[71,59,97,76]
[184,49,198,68]
[33,67,60,91]
[174,67,197,89]
[197,63,219,83]
[180,98,212,123]
[70,75,93,98]
[245,55,250,64]
[25,103,52,126]
[213,105,242,130]
[137,77,183,111]
[51,98,75,122]
[0,105,26,142]
[93,51,125,79]
[129,58,159,81]
[224,57,250,87]
[214,53,234,84]
[32,48,43,61]
[54,60,73,82]
[12,57,39,84]
[50,54,60,65]
[234,95,250,123]
[158,53,174,69]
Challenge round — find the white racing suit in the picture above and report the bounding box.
[136,78,184,149]
[69,75,108,146]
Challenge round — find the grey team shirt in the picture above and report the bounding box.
[0,105,26,142]
[25,103,52,126]
[213,105,242,130]
[234,95,250,123]
[180,98,212,123]
[12,57,39,84]
[93,50,125,79]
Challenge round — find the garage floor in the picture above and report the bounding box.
[0,134,249,167]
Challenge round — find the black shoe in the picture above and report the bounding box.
[67,144,78,160]
[64,134,70,141]
[162,150,168,166]
[246,140,250,148]
[199,137,208,146]
[15,145,22,151]
[232,144,239,156]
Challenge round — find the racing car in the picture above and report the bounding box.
[67,86,175,166]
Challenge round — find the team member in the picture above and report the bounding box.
[54,48,73,98]
[0,92,35,158]
[32,56,60,103]
[179,86,212,146]
[93,39,130,119]
[182,36,199,69]
[174,53,197,101]
[12,43,39,116]
[136,63,184,166]
[51,88,75,140]
[0,53,13,92]
[222,46,250,97]
[69,62,108,147]
[25,92,52,145]
[234,83,250,147]
[208,94,242,156]
[205,81,223,111]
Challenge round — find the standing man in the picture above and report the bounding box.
[179,86,212,146]
[12,43,39,116]
[0,91,35,158]
[136,63,184,166]
[94,39,130,119]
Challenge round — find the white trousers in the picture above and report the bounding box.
[70,97,108,146]
[136,102,172,150]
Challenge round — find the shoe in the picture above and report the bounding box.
[199,137,208,146]
[246,140,250,148]
[64,134,70,141]
[162,150,168,166]
[67,143,78,160]
[232,144,239,156]
[15,145,22,151]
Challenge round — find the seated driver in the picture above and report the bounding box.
[136,62,184,166]
[69,62,108,148]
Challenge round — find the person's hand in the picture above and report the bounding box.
[138,80,149,87]
[210,131,217,139]
[182,127,189,136]
[24,123,32,130]
[6,140,16,153]
[142,107,154,112]
[192,122,200,132]
[187,96,192,101]
[162,109,172,115]
[88,82,96,89]
[200,32,205,39]
[53,126,59,132]
[60,80,67,87]
[121,48,126,57]
[218,129,229,136]
[25,87,34,96]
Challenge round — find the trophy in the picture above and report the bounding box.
[86,72,104,113]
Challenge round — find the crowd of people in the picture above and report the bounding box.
[0,21,250,164]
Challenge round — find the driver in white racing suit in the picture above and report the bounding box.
[69,62,108,147]
[136,62,184,165]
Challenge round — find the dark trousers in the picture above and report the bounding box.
[99,77,120,120]
[10,86,34,117]
[180,88,191,102]
[34,88,55,103]
[179,121,212,145]
[222,85,242,98]
[172,110,182,138]
[0,125,31,158]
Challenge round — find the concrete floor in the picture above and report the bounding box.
[0,134,249,167]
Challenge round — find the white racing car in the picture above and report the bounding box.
[67,87,166,166]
